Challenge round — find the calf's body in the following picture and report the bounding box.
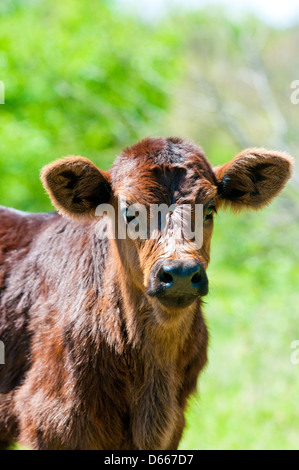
[0,207,207,449]
[0,137,292,449]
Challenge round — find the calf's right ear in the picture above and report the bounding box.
[213,148,293,211]
[41,156,111,219]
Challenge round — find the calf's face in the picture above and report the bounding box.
[41,137,292,312]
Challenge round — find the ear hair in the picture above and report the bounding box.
[41,156,111,220]
[214,148,294,211]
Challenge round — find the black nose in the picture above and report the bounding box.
[148,259,208,299]
[147,259,209,309]
[157,260,208,297]
[158,262,200,293]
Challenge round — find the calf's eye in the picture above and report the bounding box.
[204,206,216,222]
[125,210,137,224]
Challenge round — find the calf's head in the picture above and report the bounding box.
[41,137,292,312]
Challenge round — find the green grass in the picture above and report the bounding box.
[180,201,299,450]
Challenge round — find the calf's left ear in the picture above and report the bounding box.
[41,156,111,219]
[214,148,294,210]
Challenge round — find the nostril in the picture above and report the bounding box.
[191,271,202,285]
[159,270,173,285]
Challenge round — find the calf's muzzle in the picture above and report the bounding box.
[147,259,209,309]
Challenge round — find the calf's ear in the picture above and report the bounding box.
[213,148,293,210]
[41,156,111,219]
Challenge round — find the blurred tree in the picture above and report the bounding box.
[167,10,299,183]
[0,0,183,211]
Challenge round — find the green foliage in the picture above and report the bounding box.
[0,0,183,211]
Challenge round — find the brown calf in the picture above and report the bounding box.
[0,137,293,449]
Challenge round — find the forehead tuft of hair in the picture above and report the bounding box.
[110,137,216,189]
[120,137,205,165]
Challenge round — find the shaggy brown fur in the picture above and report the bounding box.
[0,137,293,450]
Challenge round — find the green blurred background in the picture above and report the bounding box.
[0,0,298,450]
